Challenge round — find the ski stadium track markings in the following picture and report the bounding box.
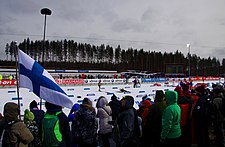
[12,97,22,100]
[8,90,16,93]
[87,93,95,96]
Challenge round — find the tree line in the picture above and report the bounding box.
[1,38,225,77]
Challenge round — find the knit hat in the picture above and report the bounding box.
[24,109,34,123]
[154,90,165,102]
[29,100,38,110]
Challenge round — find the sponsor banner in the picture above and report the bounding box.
[168,77,223,83]
[55,79,84,85]
[0,80,17,86]
[142,78,167,83]
[85,79,126,84]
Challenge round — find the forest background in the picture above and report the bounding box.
[1,38,225,77]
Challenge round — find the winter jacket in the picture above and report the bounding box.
[0,102,34,147]
[212,96,224,122]
[96,96,112,134]
[109,98,121,121]
[40,102,71,147]
[140,100,152,123]
[143,100,166,133]
[161,91,181,139]
[112,96,136,147]
[30,108,45,127]
[72,103,98,145]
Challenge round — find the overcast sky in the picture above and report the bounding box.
[1,0,225,62]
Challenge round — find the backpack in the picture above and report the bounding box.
[2,120,19,146]
[42,111,62,147]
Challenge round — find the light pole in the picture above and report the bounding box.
[187,44,191,77]
[40,8,52,110]
[40,8,52,66]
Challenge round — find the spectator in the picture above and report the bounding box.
[96,96,113,147]
[142,90,166,147]
[175,85,193,147]
[68,103,80,122]
[24,109,42,147]
[41,101,71,147]
[211,87,224,147]
[161,91,181,147]
[0,113,3,120]
[192,85,210,147]
[72,98,98,147]
[108,94,121,121]
[29,100,45,127]
[0,102,34,146]
[112,95,140,147]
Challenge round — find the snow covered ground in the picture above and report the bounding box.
[0,82,177,116]
[0,79,221,116]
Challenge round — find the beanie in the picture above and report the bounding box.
[24,109,34,123]
[154,90,165,102]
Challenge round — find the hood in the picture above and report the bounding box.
[96,96,108,108]
[111,94,117,100]
[165,91,178,105]
[80,104,96,113]
[174,86,184,96]
[29,100,38,110]
[82,97,92,106]
[4,102,19,121]
[154,90,165,102]
[71,103,80,112]
[121,95,134,110]
[141,100,152,108]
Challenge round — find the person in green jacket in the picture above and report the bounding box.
[160,90,181,147]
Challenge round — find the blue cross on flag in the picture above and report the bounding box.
[18,49,73,109]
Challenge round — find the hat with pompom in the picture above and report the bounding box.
[24,109,34,123]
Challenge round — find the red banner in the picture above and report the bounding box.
[0,80,17,86]
[55,79,85,85]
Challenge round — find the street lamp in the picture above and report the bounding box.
[40,8,52,65]
[40,8,52,110]
[187,44,191,77]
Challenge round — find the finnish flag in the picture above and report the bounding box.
[18,49,73,109]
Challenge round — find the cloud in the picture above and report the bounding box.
[1,0,225,62]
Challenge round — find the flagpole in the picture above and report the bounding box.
[40,8,52,110]
[14,41,21,120]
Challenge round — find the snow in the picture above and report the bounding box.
[0,80,221,117]
[0,82,177,116]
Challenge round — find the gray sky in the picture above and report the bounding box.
[1,0,225,62]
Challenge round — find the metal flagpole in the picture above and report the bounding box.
[14,41,21,120]
[40,8,52,110]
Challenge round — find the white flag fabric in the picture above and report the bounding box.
[18,49,73,109]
